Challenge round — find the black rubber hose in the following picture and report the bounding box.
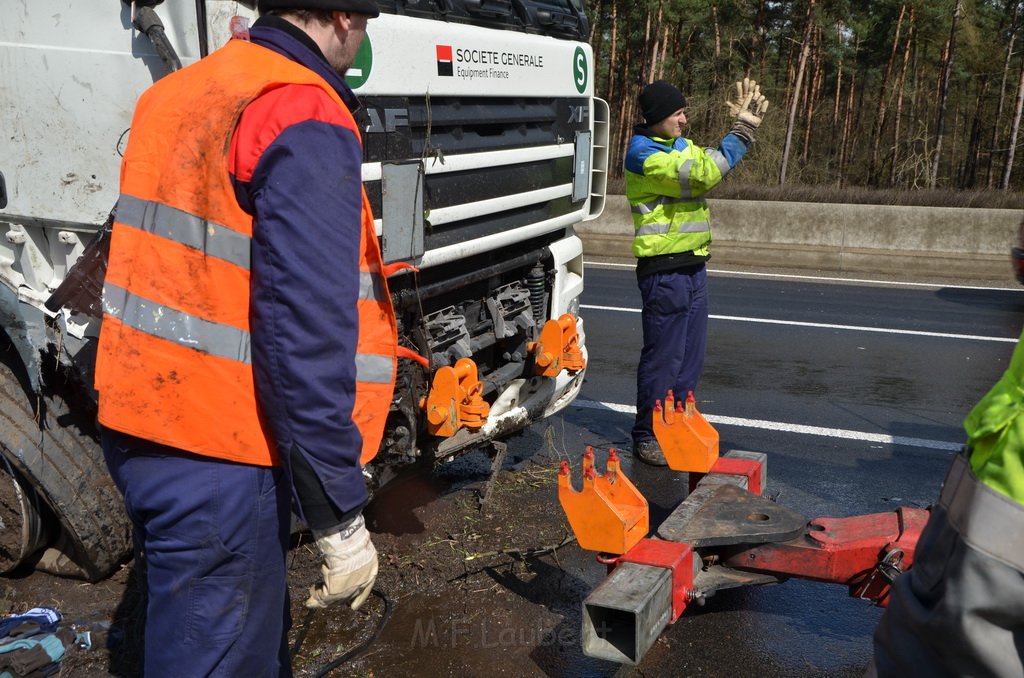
[195,0,209,58]
[132,6,182,73]
[290,588,394,677]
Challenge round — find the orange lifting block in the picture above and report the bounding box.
[421,357,490,438]
[653,390,720,473]
[528,314,586,377]
[558,447,649,555]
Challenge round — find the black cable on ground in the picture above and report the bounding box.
[290,588,393,678]
[289,608,316,660]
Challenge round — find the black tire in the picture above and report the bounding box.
[0,463,48,573]
[0,349,131,581]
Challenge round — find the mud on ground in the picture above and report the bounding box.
[9,427,610,677]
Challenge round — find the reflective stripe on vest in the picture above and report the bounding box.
[941,452,1024,570]
[116,194,251,270]
[630,195,704,214]
[634,219,712,237]
[116,194,387,305]
[631,193,710,237]
[103,281,392,386]
[95,40,398,466]
[103,282,252,363]
[677,160,697,197]
[702,149,731,178]
[356,354,395,384]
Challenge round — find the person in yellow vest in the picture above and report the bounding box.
[625,79,768,464]
[870,328,1024,676]
[94,2,397,675]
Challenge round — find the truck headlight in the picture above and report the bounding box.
[567,296,580,318]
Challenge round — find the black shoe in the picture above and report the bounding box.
[633,439,667,466]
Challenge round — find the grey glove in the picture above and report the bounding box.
[305,514,378,610]
[726,77,769,144]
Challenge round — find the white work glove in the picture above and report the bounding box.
[304,514,379,610]
[726,77,769,143]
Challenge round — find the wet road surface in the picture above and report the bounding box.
[562,264,1024,675]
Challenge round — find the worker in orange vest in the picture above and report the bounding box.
[94,3,397,675]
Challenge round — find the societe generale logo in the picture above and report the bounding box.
[436,45,453,77]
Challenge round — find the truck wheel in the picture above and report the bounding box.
[0,464,48,572]
[0,350,131,581]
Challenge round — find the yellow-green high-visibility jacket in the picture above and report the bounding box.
[963,327,1024,504]
[624,129,747,259]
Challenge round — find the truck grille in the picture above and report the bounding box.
[360,96,589,159]
[359,95,590,250]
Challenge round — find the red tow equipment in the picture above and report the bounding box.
[557,390,931,664]
[721,507,929,606]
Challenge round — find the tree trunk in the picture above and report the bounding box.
[930,0,962,189]
[657,25,669,80]
[611,27,633,178]
[961,77,989,188]
[801,29,823,165]
[782,39,797,115]
[641,5,653,83]
[780,0,816,185]
[666,18,687,84]
[838,77,855,187]
[708,0,722,120]
[589,0,604,92]
[833,23,844,131]
[989,0,1021,188]
[869,4,906,183]
[838,37,859,188]
[648,0,663,83]
[605,2,618,100]
[1001,56,1024,189]
[889,9,915,187]
[752,0,768,75]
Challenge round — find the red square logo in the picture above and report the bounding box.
[436,45,454,76]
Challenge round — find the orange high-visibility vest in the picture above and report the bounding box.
[95,39,397,466]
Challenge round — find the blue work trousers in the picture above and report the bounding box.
[102,429,293,677]
[633,265,709,443]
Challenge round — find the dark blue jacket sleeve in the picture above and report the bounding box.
[248,119,368,515]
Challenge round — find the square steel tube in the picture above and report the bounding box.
[582,561,672,664]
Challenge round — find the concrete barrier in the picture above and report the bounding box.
[579,197,1022,282]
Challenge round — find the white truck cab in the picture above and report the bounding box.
[0,0,607,579]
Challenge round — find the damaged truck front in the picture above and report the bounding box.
[0,0,607,580]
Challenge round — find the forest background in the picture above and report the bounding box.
[586,0,1024,208]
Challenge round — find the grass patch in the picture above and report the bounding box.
[604,177,1024,210]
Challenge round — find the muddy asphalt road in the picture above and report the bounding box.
[10,262,1024,677]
